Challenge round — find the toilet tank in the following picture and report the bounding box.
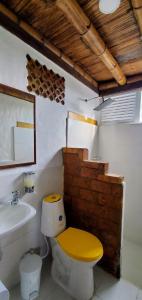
[41,194,66,237]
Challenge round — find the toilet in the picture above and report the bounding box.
[41,194,103,300]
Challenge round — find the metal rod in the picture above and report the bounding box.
[79,95,102,102]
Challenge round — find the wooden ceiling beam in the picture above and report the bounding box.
[99,74,142,96]
[56,0,126,86]
[0,3,98,94]
[98,57,142,92]
[131,0,142,36]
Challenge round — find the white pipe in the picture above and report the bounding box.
[40,235,49,260]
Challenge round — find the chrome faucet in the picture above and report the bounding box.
[11,190,20,206]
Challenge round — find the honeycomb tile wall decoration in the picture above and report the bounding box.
[26,54,65,105]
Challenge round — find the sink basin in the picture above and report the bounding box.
[0,202,36,238]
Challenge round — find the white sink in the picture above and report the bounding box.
[0,202,36,238]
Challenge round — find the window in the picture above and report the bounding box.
[101,91,142,124]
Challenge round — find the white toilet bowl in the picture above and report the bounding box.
[41,194,103,300]
[51,228,103,300]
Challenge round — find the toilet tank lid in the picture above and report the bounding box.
[43,194,62,203]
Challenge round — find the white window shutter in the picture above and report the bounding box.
[101,92,137,123]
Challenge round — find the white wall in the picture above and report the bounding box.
[0,26,98,288]
[98,123,142,245]
[67,119,97,159]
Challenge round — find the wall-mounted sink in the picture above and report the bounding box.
[0,202,36,238]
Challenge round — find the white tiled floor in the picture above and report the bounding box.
[10,259,142,300]
[122,239,142,289]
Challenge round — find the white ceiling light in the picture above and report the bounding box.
[99,0,121,14]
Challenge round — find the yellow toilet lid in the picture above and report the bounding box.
[56,227,103,262]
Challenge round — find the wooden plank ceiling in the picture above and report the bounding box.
[0,0,142,95]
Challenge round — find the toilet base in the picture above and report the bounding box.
[51,242,98,300]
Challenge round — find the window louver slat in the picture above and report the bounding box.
[101,92,137,123]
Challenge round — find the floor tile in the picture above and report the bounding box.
[122,239,142,289]
[94,266,139,300]
[10,260,141,300]
[137,290,142,300]
[94,266,118,292]
[97,278,138,300]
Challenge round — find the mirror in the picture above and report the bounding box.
[0,83,36,169]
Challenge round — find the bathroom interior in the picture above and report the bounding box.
[0,0,142,299]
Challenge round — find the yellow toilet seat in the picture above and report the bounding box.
[56,227,103,262]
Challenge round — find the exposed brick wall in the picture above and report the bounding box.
[63,147,124,278]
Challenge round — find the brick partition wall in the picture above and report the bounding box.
[63,147,124,278]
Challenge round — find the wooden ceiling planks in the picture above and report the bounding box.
[132,0,142,35]
[0,3,98,93]
[1,0,142,94]
[56,0,126,85]
[121,57,142,76]
[80,0,142,63]
[80,0,130,26]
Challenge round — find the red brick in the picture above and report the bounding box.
[63,147,124,278]
[104,245,116,258]
[63,153,79,165]
[98,219,119,236]
[96,193,122,209]
[98,174,124,184]
[111,184,123,197]
[80,167,100,178]
[91,179,112,194]
[97,193,107,206]
[109,196,122,210]
[89,204,108,219]
[63,153,81,176]
[72,176,90,189]
[106,208,122,224]
[65,164,81,176]
[81,160,109,173]
[63,194,72,203]
[63,148,88,161]
[80,189,94,202]
[72,198,86,213]
[73,197,96,215]
[64,185,80,197]
[101,233,120,248]
[64,174,73,186]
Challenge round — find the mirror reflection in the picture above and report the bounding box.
[0,85,35,168]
